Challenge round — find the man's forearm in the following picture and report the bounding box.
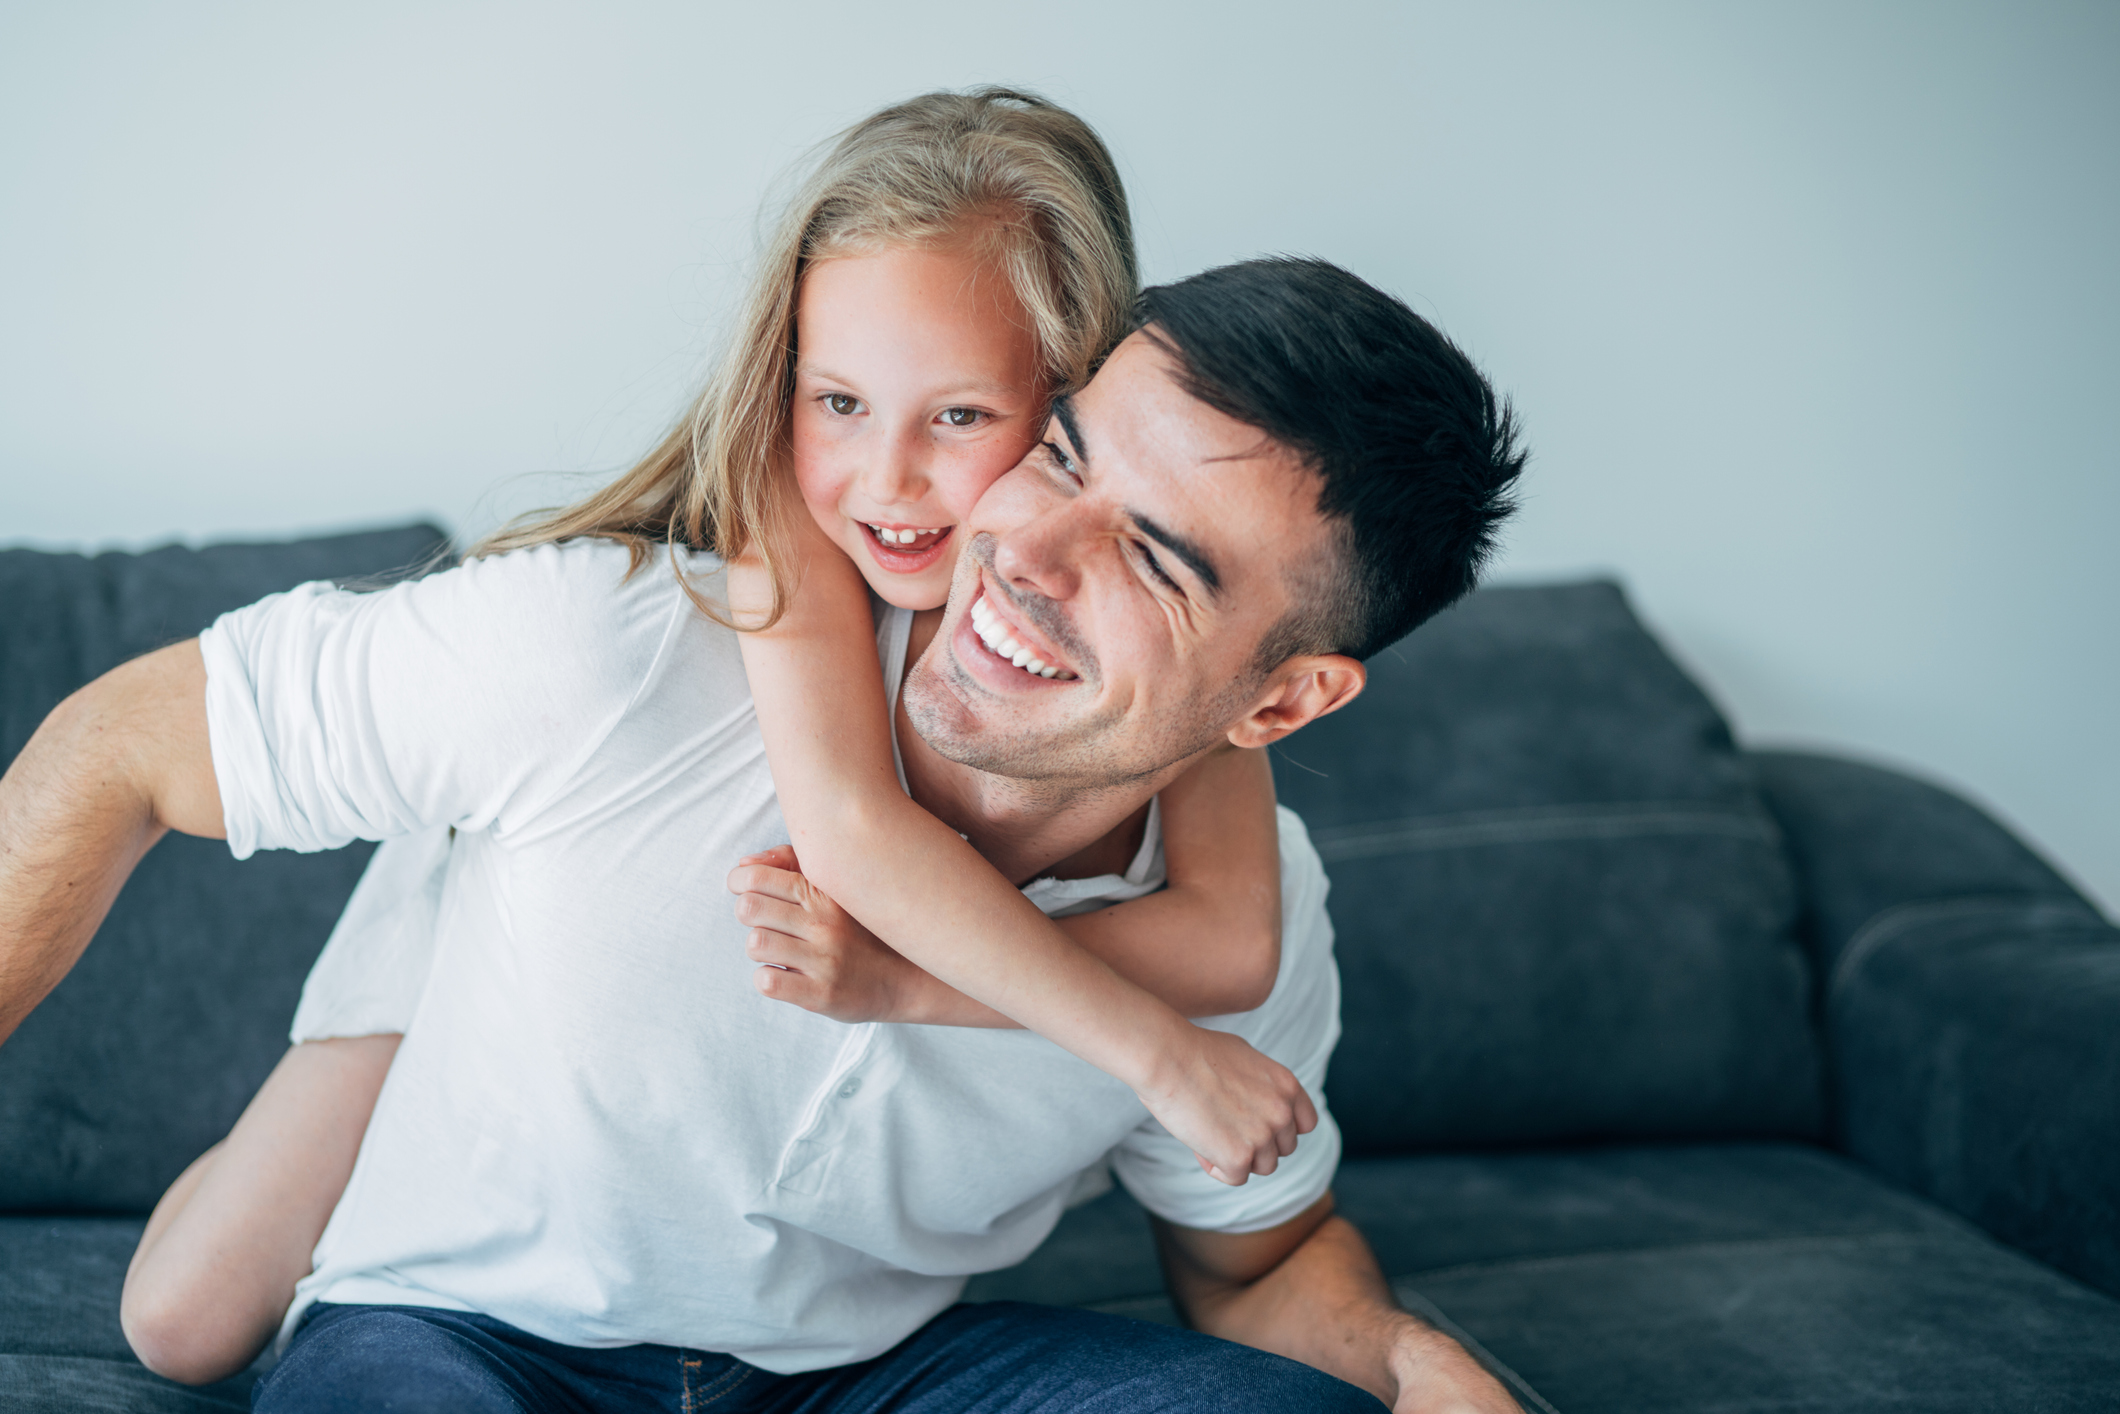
[1160,1208,1518,1413]
[0,642,219,1045]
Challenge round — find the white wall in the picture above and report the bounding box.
[3,2,2113,911]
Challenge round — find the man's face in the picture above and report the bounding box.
[901,331,1337,787]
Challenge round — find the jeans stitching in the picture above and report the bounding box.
[693,1366,755,1408]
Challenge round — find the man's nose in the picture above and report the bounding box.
[859,421,928,507]
[990,496,1086,604]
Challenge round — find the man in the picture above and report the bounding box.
[0,258,1526,1412]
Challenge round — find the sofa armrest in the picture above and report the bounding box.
[1749,749,2120,1298]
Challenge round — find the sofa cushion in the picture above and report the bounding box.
[0,524,446,1212]
[1271,581,1822,1154]
[0,1216,251,1411]
[1830,901,2120,1300]
[1750,749,2094,977]
[967,1143,2120,1412]
[1387,1147,2120,1414]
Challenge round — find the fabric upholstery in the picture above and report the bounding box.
[1830,901,2120,1301]
[971,1144,2120,1413]
[1749,749,2099,975]
[0,1216,252,1410]
[1271,582,1822,1154]
[0,525,447,1212]
[1753,749,2120,1299]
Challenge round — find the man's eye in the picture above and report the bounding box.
[1137,543,1179,591]
[825,394,860,416]
[1042,441,1078,479]
[941,407,982,428]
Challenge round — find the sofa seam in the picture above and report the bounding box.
[1307,801,1779,863]
[1827,896,2105,999]
[1393,1285,1564,1414]
[1388,1228,1943,1287]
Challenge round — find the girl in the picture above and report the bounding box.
[122,88,1312,1386]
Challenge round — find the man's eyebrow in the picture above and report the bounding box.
[1128,511,1221,597]
[1052,394,1089,463]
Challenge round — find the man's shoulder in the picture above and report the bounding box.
[413,538,730,666]
[1271,805,1334,965]
[1197,805,1338,1045]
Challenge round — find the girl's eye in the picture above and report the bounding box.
[825,394,860,416]
[941,407,982,427]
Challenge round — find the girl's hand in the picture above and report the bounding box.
[1132,1028,1320,1186]
[727,846,921,1023]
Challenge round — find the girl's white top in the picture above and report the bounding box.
[201,538,1342,1373]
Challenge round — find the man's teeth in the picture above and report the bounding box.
[869,525,941,546]
[969,595,1069,679]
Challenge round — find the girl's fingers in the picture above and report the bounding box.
[753,963,826,1012]
[726,863,807,904]
[746,924,829,970]
[745,927,808,967]
[727,865,805,904]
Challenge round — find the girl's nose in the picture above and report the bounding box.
[860,422,928,506]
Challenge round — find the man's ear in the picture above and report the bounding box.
[1226,655,1366,750]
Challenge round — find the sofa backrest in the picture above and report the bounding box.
[0,524,446,1212]
[1274,580,1825,1155]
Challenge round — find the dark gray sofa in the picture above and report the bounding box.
[3,526,2115,1412]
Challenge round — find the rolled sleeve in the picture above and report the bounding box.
[199,540,665,861]
[202,584,373,857]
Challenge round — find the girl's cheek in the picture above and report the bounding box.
[790,433,852,536]
[937,432,1039,520]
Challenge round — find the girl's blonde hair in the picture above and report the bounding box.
[473,87,1138,628]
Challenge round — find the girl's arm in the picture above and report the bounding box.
[741,743,1280,1027]
[1052,742,1281,1017]
[729,524,1308,1184]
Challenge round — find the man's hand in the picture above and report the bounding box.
[727,845,929,1023]
[0,641,222,1046]
[1158,1197,1520,1413]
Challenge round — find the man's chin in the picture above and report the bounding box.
[902,650,1089,784]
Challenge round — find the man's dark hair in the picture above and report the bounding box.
[1135,256,1525,664]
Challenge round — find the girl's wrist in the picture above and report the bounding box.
[1110,1004,1202,1100]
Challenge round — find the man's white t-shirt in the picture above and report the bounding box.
[199,539,1343,1373]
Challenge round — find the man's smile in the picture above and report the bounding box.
[950,582,1084,691]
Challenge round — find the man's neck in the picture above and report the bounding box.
[894,608,1169,887]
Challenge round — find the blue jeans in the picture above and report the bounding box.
[251,1300,1385,1413]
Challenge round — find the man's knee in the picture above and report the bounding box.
[252,1306,531,1414]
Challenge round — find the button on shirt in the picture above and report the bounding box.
[200,539,1343,1373]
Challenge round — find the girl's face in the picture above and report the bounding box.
[790,240,1048,610]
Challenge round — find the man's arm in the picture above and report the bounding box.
[0,640,222,1045]
[1154,1196,1520,1414]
